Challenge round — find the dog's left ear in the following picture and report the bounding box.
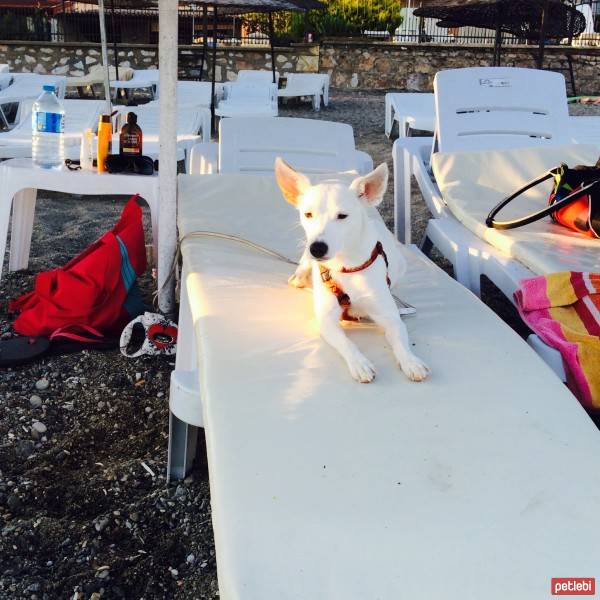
[350,163,389,207]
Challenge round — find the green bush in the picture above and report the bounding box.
[243,1,403,42]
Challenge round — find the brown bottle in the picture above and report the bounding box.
[119,112,143,156]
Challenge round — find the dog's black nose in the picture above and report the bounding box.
[309,241,328,259]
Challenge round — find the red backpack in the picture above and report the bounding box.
[9,195,147,338]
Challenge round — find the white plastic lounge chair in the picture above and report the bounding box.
[1,73,66,100]
[65,65,134,97]
[278,73,326,111]
[145,81,219,141]
[0,99,105,159]
[237,69,279,85]
[394,68,599,381]
[168,171,600,599]
[394,67,573,249]
[110,69,159,100]
[215,82,278,118]
[385,92,435,138]
[146,80,227,109]
[188,117,373,176]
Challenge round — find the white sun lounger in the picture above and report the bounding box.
[278,73,329,111]
[385,92,435,138]
[393,68,600,244]
[0,99,105,159]
[146,80,226,111]
[394,68,600,382]
[237,69,280,85]
[110,69,159,100]
[188,117,373,176]
[216,82,278,118]
[169,171,600,599]
[3,73,67,100]
[65,65,134,96]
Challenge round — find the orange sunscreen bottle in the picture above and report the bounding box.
[97,114,112,173]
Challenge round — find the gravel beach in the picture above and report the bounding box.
[0,91,598,599]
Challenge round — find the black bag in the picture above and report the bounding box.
[486,160,600,238]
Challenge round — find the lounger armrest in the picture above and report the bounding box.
[189,142,218,175]
[412,150,444,217]
[353,150,373,175]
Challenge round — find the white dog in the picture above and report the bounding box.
[275,158,429,384]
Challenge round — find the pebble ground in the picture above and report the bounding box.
[0,90,598,599]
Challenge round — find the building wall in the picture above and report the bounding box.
[0,39,599,95]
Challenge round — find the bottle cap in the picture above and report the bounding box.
[126,112,137,125]
[101,114,111,123]
[42,84,55,93]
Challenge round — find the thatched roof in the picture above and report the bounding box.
[414,0,586,40]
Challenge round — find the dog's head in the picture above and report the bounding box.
[274,158,389,262]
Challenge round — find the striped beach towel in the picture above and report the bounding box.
[515,272,600,411]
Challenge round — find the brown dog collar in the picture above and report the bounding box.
[318,241,390,322]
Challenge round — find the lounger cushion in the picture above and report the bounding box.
[432,144,600,275]
[177,173,600,599]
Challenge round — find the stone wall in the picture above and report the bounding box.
[0,40,318,81]
[1,39,599,95]
[320,41,600,95]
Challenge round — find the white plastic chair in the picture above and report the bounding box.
[189,117,373,176]
[110,69,159,100]
[278,73,327,111]
[384,92,435,138]
[237,69,279,85]
[215,83,278,118]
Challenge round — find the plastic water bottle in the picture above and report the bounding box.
[31,84,65,169]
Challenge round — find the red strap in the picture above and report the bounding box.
[50,325,105,344]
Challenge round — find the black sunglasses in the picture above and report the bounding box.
[105,154,155,176]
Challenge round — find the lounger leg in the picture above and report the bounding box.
[385,96,393,137]
[0,194,11,282]
[167,411,199,482]
[9,188,37,272]
[419,234,433,256]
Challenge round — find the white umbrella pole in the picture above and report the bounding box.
[98,0,112,113]
[158,0,178,315]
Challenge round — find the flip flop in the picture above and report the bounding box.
[0,336,51,368]
[0,331,118,368]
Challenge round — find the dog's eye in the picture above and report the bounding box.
[337,213,348,220]
[304,212,313,219]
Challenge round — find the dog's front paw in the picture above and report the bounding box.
[399,354,430,382]
[288,270,310,288]
[347,352,376,384]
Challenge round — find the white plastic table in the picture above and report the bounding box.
[0,158,160,282]
[385,92,435,138]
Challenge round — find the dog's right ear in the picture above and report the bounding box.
[274,157,310,206]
